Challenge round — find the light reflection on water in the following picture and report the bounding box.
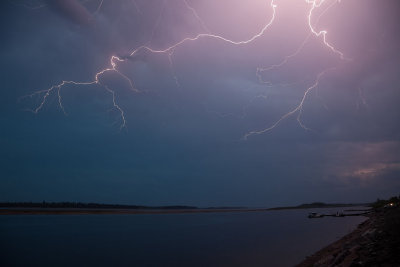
[0,208,367,267]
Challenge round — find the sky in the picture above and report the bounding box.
[1,0,400,207]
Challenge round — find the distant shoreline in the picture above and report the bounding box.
[0,201,371,215]
[267,202,370,210]
[0,208,269,215]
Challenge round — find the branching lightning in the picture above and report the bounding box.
[245,0,350,139]
[307,0,350,60]
[243,68,335,139]
[24,0,277,129]
[257,0,342,84]
[23,0,354,138]
[21,55,136,128]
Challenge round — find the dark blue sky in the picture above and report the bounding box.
[1,0,399,207]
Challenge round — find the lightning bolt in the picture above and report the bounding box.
[129,0,277,57]
[182,0,211,33]
[104,85,127,129]
[244,0,352,139]
[243,67,335,140]
[306,0,350,60]
[25,0,278,129]
[23,0,355,138]
[21,55,136,129]
[257,0,343,85]
[93,0,104,15]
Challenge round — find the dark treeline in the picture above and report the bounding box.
[0,202,198,210]
[371,195,400,209]
[268,202,371,210]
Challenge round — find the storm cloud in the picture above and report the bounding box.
[0,0,399,206]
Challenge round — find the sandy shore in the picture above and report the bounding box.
[297,207,400,266]
[0,208,268,215]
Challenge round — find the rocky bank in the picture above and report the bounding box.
[297,206,400,267]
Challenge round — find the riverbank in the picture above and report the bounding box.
[297,206,400,266]
[0,207,268,215]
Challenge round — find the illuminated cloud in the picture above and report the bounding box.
[1,0,399,205]
[322,142,400,186]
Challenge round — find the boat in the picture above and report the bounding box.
[308,212,324,218]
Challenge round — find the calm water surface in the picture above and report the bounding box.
[0,208,367,266]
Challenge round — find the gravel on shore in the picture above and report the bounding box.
[297,207,400,267]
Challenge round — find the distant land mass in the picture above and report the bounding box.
[0,202,199,210]
[0,202,259,215]
[0,201,372,215]
[0,202,246,210]
[267,202,371,210]
[0,201,370,210]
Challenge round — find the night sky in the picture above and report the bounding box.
[1,0,400,207]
